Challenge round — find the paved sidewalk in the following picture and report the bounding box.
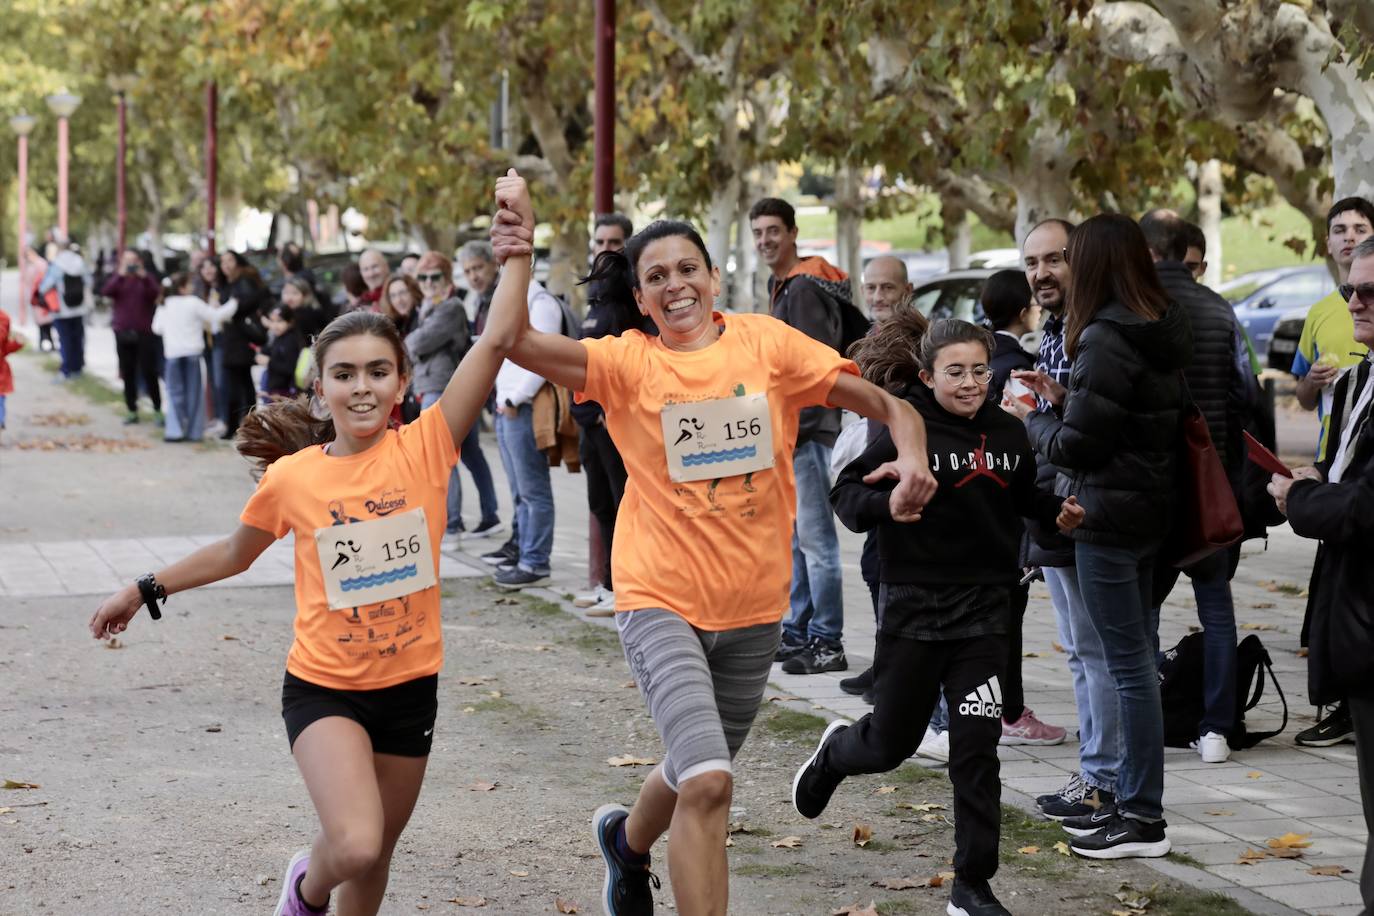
[4,302,1365,915]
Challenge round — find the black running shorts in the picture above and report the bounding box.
[281,671,439,757]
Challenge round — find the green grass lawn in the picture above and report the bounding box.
[794,200,1319,279]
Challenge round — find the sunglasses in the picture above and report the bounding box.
[1339,283,1374,304]
[416,272,445,283]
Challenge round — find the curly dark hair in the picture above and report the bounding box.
[846,309,930,393]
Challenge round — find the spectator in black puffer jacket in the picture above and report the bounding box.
[218,251,271,438]
[1006,213,1192,861]
[1140,210,1250,766]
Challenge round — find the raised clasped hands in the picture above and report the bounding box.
[491,168,535,265]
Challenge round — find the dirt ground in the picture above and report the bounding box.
[0,348,1253,915]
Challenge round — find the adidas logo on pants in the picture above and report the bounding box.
[959,675,1003,719]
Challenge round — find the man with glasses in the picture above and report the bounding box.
[1268,236,1374,915]
[1020,218,1123,822]
[1288,197,1374,748]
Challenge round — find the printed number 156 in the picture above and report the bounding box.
[723,418,762,441]
[382,536,422,562]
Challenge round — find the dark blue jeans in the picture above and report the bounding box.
[1075,541,1165,822]
[54,316,85,378]
[1151,549,1236,738]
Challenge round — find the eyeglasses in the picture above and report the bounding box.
[940,365,994,384]
[1339,283,1374,304]
[416,272,445,283]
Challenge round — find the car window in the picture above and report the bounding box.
[909,285,944,317]
[1260,272,1332,309]
[937,280,987,323]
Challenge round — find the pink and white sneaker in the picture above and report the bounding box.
[273,849,327,916]
[1000,708,1067,746]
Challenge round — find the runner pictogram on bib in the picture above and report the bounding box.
[313,508,437,610]
[660,393,775,482]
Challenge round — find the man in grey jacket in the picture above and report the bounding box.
[38,240,90,379]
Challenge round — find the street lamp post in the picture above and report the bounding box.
[593,0,615,215]
[45,91,82,242]
[206,82,218,257]
[9,114,37,325]
[108,75,138,261]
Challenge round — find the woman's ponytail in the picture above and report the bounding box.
[235,397,334,479]
[848,309,929,393]
[579,250,640,332]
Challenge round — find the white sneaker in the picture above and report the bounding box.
[586,591,616,618]
[915,726,949,764]
[440,531,462,552]
[573,585,610,608]
[1194,731,1230,763]
[204,418,227,439]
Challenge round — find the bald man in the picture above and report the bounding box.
[861,256,913,322]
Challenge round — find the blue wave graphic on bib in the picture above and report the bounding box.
[340,564,418,592]
[682,445,757,466]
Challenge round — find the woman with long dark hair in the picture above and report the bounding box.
[1005,213,1191,859]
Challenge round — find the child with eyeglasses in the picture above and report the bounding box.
[792,318,1085,916]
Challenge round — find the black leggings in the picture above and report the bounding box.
[580,422,627,588]
[221,364,257,436]
[115,330,162,414]
[823,630,1007,881]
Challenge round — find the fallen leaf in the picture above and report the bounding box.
[1306,865,1351,876]
[767,694,801,703]
[554,899,578,914]
[2,781,40,790]
[13,435,150,453]
[29,411,90,427]
[1236,848,1270,865]
[205,726,222,733]
[724,836,733,847]
[727,822,754,835]
[897,802,945,812]
[1247,771,1264,779]
[1296,648,1309,658]
[1018,845,1039,855]
[1053,841,1071,856]
[220,634,239,640]
[872,876,921,890]
[1114,889,1152,909]
[103,638,124,649]
[0,807,11,815]
[1267,832,1313,850]
[1250,602,1275,609]
[487,690,503,698]
[1241,623,1277,631]
[1267,846,1305,859]
[875,785,898,795]
[620,681,636,689]
[1110,911,1146,916]
[830,904,879,916]
[509,869,529,877]
[606,755,656,767]
[1203,810,1235,817]
[456,676,493,686]
[852,823,873,847]
[926,871,955,888]
[447,897,487,907]
[771,836,803,848]
[417,905,430,911]
[1051,641,1066,653]
[465,781,497,792]
[920,813,948,824]
[494,597,519,606]
[462,706,476,713]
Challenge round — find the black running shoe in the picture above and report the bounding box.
[946,876,1012,916]
[1069,813,1170,859]
[592,804,659,916]
[792,720,848,819]
[775,635,808,663]
[1040,785,1114,822]
[1061,802,1118,837]
[1036,772,1084,810]
[781,638,848,675]
[1295,702,1354,747]
[480,541,519,567]
[839,667,873,696]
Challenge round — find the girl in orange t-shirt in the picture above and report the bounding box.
[88,171,537,916]
[490,211,939,915]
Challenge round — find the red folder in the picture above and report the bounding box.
[1244,431,1292,478]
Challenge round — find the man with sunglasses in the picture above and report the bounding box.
[1268,236,1374,915]
[1287,197,1373,749]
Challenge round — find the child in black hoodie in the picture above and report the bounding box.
[792,319,1084,916]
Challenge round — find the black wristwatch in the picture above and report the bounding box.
[136,573,167,621]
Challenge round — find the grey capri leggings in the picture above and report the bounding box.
[616,608,781,792]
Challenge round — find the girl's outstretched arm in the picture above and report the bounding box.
[88,523,276,639]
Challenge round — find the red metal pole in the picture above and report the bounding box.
[593,0,615,215]
[56,117,70,241]
[16,134,28,325]
[116,93,127,261]
[205,82,218,257]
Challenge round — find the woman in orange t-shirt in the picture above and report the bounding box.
[88,172,537,916]
[491,211,938,915]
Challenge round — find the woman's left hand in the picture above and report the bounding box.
[865,457,937,522]
[1056,495,1085,533]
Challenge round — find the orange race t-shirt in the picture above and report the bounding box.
[240,404,458,690]
[577,312,858,631]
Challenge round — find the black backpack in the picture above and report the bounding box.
[1158,632,1288,750]
[792,274,872,357]
[62,273,85,308]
